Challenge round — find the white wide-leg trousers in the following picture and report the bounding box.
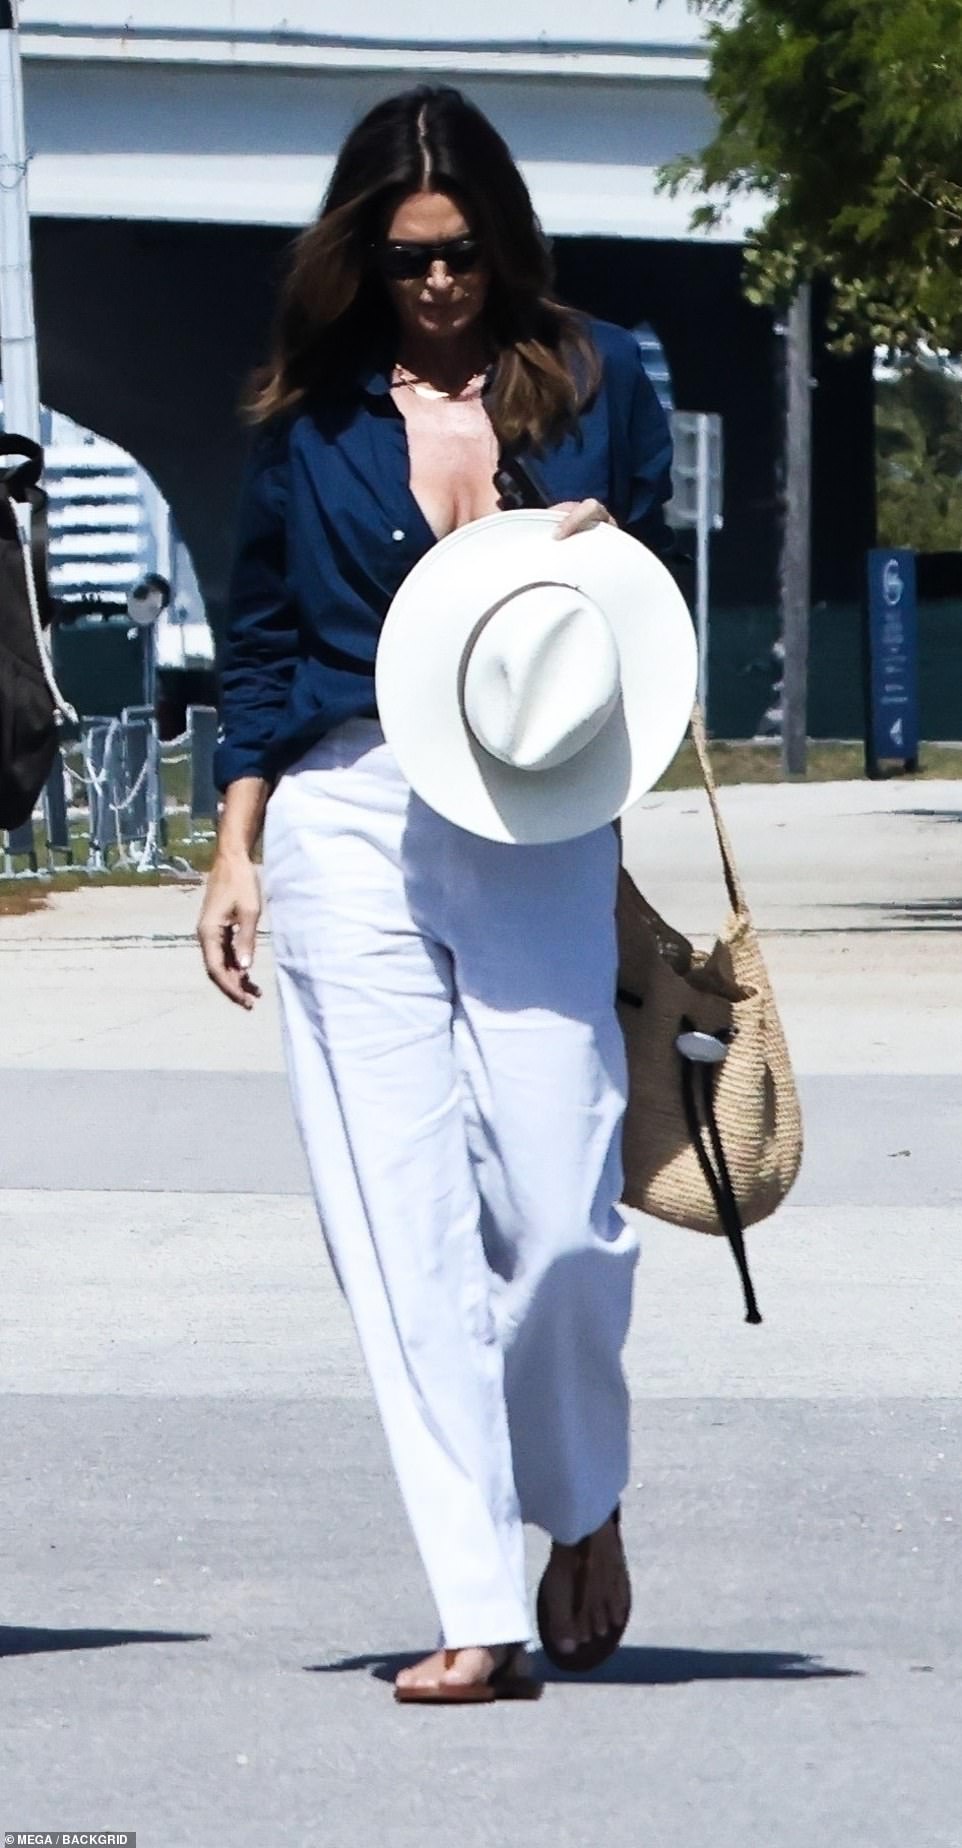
[263,720,638,1648]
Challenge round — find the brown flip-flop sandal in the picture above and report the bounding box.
[393,1644,542,1705]
[536,1505,631,1674]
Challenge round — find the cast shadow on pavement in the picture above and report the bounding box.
[0,1625,209,1658]
[305,1646,859,1686]
[861,896,962,927]
[895,810,962,824]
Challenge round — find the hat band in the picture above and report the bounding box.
[455,580,580,716]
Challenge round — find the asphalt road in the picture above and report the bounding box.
[1,779,959,1847]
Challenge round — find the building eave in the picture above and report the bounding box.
[21,30,708,83]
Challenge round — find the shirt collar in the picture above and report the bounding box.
[354,350,497,399]
[355,351,394,398]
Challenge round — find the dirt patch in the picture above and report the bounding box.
[0,884,50,918]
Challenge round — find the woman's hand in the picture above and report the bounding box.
[197,851,263,1010]
[551,499,617,540]
[198,774,270,1009]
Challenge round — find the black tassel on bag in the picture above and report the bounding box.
[675,1017,763,1324]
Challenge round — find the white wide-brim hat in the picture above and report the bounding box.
[375,508,697,845]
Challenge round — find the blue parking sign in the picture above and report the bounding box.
[865,549,919,769]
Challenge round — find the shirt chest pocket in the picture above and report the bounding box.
[312,417,436,592]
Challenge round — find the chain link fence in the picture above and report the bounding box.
[2,704,219,879]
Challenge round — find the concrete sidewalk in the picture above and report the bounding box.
[1,775,960,1076]
[5,772,960,946]
[0,778,959,1848]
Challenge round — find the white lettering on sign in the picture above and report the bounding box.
[882,558,904,607]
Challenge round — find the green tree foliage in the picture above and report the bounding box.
[877,358,962,549]
[662,0,962,352]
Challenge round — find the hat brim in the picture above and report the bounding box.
[375,509,698,844]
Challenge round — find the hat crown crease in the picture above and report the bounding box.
[462,583,621,773]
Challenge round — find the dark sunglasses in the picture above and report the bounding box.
[377,235,484,280]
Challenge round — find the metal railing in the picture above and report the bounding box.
[2,704,219,878]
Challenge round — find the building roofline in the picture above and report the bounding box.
[20,24,708,82]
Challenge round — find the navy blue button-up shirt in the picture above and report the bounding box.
[214,315,674,790]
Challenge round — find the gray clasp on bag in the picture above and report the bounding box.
[675,1028,731,1065]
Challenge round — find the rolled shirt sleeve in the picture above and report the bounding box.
[213,427,299,791]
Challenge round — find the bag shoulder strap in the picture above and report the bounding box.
[1,434,53,626]
[689,703,749,918]
[0,434,43,492]
[2,483,77,724]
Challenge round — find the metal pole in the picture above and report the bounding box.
[0,0,40,442]
[142,621,157,710]
[780,284,813,777]
[694,412,711,717]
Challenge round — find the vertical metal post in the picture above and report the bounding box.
[134,720,167,873]
[694,413,711,718]
[780,284,813,777]
[138,467,169,711]
[0,0,40,443]
[142,621,157,709]
[4,815,36,870]
[188,704,219,837]
[84,719,112,870]
[43,749,73,864]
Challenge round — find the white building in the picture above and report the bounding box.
[17,1,756,240]
[10,2,876,735]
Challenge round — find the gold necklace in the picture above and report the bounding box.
[392,363,487,401]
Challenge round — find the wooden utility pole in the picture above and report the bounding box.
[780,284,812,776]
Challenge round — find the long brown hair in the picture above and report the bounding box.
[246,86,600,449]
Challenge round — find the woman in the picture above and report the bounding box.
[198,85,673,1703]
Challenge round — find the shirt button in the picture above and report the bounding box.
[392,528,405,542]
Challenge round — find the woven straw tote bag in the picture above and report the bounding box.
[616,707,803,1322]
